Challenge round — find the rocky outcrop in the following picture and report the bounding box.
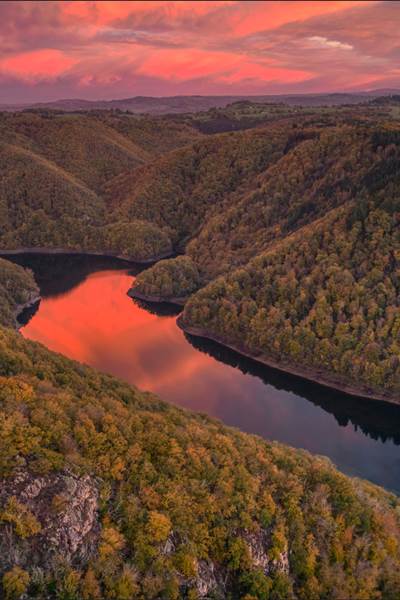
[194,560,227,599]
[243,529,289,576]
[162,531,226,598]
[162,527,289,598]
[0,469,100,572]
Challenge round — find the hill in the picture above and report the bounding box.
[181,200,400,401]
[0,111,200,260]
[0,105,399,401]
[1,89,399,114]
[113,110,395,267]
[0,321,399,598]
[127,116,400,401]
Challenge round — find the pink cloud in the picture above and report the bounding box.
[0,1,398,102]
[0,49,77,81]
[228,1,373,36]
[219,63,312,86]
[138,47,312,86]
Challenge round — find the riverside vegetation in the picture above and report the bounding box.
[0,263,400,599]
[1,105,399,392]
[0,258,39,328]
[0,100,400,598]
[129,113,400,401]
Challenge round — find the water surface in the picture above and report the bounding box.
[8,254,400,493]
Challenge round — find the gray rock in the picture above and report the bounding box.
[243,529,289,576]
[0,468,100,572]
[195,559,226,598]
[162,532,226,598]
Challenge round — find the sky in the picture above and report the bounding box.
[0,0,399,103]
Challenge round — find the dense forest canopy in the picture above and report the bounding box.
[0,324,400,599]
[128,112,399,401]
[0,103,399,399]
[0,99,399,597]
[0,110,199,261]
[130,256,200,302]
[182,202,400,399]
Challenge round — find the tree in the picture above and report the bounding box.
[2,567,30,600]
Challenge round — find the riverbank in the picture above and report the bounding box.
[6,247,398,406]
[128,287,187,306]
[177,317,399,406]
[0,247,174,265]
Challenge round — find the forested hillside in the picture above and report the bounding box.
[111,120,297,243]
[128,118,399,285]
[177,100,388,134]
[0,258,38,328]
[0,324,400,599]
[1,105,399,399]
[0,111,200,260]
[0,101,400,597]
[186,124,377,279]
[127,116,400,400]
[181,200,400,400]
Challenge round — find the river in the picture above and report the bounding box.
[8,253,400,493]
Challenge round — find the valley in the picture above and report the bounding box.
[8,253,399,493]
[0,97,399,598]
[1,102,398,401]
[0,255,399,599]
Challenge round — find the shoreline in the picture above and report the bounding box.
[177,317,399,406]
[128,287,187,306]
[4,247,398,406]
[0,246,174,265]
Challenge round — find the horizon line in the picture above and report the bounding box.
[2,87,400,107]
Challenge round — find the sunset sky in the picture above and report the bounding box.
[1,0,399,103]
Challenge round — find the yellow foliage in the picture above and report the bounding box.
[108,567,139,600]
[0,496,41,538]
[81,568,101,600]
[146,511,172,543]
[99,526,125,558]
[2,566,30,599]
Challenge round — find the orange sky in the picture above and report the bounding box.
[0,1,399,102]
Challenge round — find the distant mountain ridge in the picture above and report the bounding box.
[2,88,400,114]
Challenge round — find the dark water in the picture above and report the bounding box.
[8,253,400,493]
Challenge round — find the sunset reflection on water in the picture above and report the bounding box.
[22,270,215,403]
[18,260,400,493]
